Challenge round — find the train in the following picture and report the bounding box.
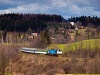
[21,47,62,55]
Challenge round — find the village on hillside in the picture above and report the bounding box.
[0,13,100,75]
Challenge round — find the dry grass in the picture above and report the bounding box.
[0,46,99,75]
[6,53,100,75]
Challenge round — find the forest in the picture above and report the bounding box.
[68,15,100,27]
[0,13,64,32]
[0,13,100,32]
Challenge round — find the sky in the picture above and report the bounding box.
[0,0,100,19]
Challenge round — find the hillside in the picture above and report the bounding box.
[0,40,100,75]
[0,14,100,75]
[5,51,100,75]
[48,39,100,51]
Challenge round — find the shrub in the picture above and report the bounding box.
[46,69,65,75]
[62,59,86,74]
[84,59,100,73]
[43,63,54,72]
[62,48,100,58]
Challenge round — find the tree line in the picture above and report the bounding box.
[68,15,100,27]
[0,13,100,32]
[0,13,64,32]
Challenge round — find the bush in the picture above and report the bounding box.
[0,46,21,75]
[62,59,86,74]
[43,63,54,72]
[84,59,100,73]
[46,69,65,75]
[62,61,72,73]
[62,49,100,58]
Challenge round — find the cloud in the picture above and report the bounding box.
[51,0,67,8]
[0,3,52,14]
[61,0,100,18]
[0,0,100,19]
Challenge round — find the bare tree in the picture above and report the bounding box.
[85,27,91,39]
[0,48,6,75]
[54,34,67,44]
[96,25,100,39]
[75,21,82,29]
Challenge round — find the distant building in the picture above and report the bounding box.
[31,33,37,37]
[71,36,74,41]
[70,22,75,26]
[75,27,78,31]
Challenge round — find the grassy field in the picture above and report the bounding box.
[47,39,100,52]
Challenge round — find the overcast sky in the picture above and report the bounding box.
[0,0,100,19]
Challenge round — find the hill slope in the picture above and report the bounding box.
[48,39,100,51]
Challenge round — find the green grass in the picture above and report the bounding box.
[47,39,100,52]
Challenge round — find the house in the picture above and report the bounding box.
[31,33,37,37]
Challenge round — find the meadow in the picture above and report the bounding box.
[48,39,100,52]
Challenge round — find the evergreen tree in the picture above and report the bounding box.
[27,27,32,35]
[40,28,51,46]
